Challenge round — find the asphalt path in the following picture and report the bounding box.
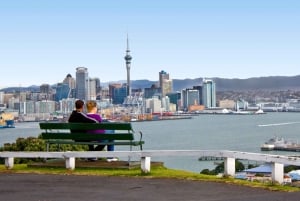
[1,173,300,201]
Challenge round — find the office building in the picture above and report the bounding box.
[202,79,216,108]
[63,74,76,89]
[159,70,172,97]
[144,84,161,99]
[75,67,88,100]
[55,83,70,102]
[89,78,98,100]
[109,83,127,104]
[166,92,181,110]
[182,89,200,110]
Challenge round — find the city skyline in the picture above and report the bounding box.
[1,1,300,88]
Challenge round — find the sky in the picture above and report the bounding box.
[0,0,300,88]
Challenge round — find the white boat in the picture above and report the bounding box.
[261,137,300,151]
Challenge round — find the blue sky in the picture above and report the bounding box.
[0,0,299,88]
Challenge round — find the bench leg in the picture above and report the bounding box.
[141,156,151,173]
[5,157,14,169]
[65,157,75,170]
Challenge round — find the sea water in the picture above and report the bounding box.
[1,112,300,173]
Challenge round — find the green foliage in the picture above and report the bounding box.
[284,165,300,173]
[200,160,245,175]
[200,168,217,175]
[0,136,89,164]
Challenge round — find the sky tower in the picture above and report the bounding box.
[124,35,132,96]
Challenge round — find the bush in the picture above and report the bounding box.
[200,160,245,175]
[0,136,89,164]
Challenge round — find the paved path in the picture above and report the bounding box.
[0,173,300,201]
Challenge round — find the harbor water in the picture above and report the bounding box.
[1,112,300,173]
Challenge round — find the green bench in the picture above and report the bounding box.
[39,122,144,151]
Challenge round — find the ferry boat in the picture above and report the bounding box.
[261,137,300,151]
[0,120,15,128]
[0,112,15,128]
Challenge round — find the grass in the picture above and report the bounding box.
[0,164,299,192]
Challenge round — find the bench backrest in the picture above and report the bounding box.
[39,122,135,141]
[40,122,133,131]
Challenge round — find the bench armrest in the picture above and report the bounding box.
[137,131,143,142]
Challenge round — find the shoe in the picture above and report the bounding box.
[106,157,118,162]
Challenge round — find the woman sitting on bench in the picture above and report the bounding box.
[86,100,118,162]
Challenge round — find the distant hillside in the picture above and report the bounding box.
[2,75,300,93]
[132,75,300,92]
[213,75,300,91]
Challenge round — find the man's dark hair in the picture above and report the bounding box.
[75,100,84,109]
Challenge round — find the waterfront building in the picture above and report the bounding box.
[166,92,181,110]
[7,96,18,110]
[286,99,300,112]
[161,96,170,111]
[124,35,132,97]
[88,78,98,100]
[109,83,127,104]
[202,79,216,108]
[193,85,203,105]
[146,96,161,113]
[100,87,110,100]
[159,70,172,97]
[55,83,70,102]
[60,98,76,114]
[236,99,248,111]
[40,84,53,101]
[75,67,88,101]
[94,77,101,100]
[144,84,161,99]
[63,74,76,89]
[20,101,35,114]
[181,88,200,111]
[219,99,235,110]
[35,100,56,114]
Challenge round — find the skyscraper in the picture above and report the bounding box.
[75,67,88,101]
[63,74,76,89]
[124,35,132,97]
[159,70,172,97]
[202,79,216,108]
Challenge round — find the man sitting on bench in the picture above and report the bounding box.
[68,99,105,152]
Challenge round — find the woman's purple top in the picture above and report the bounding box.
[86,113,105,134]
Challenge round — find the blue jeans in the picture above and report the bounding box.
[104,130,114,151]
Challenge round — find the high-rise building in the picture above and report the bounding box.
[124,35,132,97]
[181,88,200,110]
[63,74,76,89]
[159,70,172,97]
[55,83,70,102]
[89,78,98,100]
[75,67,88,101]
[202,79,216,108]
[166,92,181,110]
[144,84,161,99]
[110,84,127,104]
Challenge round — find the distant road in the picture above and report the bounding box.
[0,173,300,201]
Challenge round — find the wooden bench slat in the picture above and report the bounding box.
[41,133,135,141]
[45,140,145,146]
[40,122,133,131]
